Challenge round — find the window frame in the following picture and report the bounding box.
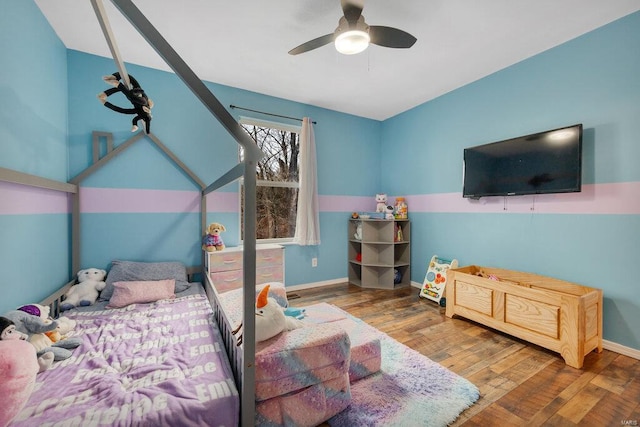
[238,117,301,244]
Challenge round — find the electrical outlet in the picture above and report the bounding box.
[312,257,318,267]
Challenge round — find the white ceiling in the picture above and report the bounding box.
[35,0,640,121]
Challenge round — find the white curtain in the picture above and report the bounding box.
[293,117,321,246]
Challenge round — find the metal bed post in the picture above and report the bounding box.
[103,1,264,424]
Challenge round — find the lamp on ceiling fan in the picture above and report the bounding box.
[334,16,370,55]
[289,0,417,56]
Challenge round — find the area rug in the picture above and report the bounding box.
[320,306,480,427]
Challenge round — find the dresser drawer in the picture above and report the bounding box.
[206,244,284,292]
[208,251,243,273]
[257,248,284,268]
[256,265,284,284]
[211,266,284,294]
[210,270,243,293]
[207,247,284,272]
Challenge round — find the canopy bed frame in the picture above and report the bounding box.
[2,0,264,424]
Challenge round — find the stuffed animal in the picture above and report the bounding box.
[98,72,154,133]
[60,268,107,311]
[202,222,226,252]
[231,284,304,345]
[354,223,363,240]
[375,193,387,213]
[44,316,77,344]
[3,305,82,361]
[0,337,41,427]
[254,284,303,342]
[0,316,53,373]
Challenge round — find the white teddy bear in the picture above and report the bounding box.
[60,268,107,311]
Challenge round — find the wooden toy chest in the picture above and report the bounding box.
[446,265,603,368]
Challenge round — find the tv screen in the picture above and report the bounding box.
[463,124,583,199]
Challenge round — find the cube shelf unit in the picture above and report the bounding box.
[348,219,411,289]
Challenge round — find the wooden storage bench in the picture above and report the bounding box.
[445,265,603,369]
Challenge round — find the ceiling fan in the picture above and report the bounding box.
[288,0,417,55]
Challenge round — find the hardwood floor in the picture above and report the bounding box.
[289,283,640,426]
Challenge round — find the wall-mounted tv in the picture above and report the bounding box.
[462,124,583,199]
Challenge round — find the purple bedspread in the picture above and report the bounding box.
[11,294,239,427]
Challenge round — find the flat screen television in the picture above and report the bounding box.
[462,124,583,199]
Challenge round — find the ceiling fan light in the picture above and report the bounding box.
[335,30,370,55]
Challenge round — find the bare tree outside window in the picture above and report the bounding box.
[240,121,300,241]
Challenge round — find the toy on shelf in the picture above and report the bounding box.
[394,223,404,242]
[354,223,363,240]
[420,255,458,305]
[375,193,387,213]
[385,205,394,219]
[394,269,402,284]
[394,197,408,219]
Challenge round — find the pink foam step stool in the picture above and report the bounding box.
[302,302,382,382]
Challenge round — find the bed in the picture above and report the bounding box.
[9,261,239,427]
[2,1,268,425]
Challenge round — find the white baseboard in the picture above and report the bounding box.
[602,340,640,360]
[287,278,423,293]
[288,279,640,361]
[285,278,348,292]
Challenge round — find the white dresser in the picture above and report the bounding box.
[204,244,284,293]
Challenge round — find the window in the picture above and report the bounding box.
[239,118,300,242]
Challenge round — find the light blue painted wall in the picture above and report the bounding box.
[0,0,68,180]
[67,52,382,283]
[2,1,638,352]
[381,11,640,350]
[0,0,70,313]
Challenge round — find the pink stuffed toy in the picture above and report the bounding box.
[0,340,40,426]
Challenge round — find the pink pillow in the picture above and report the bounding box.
[106,279,176,308]
[0,340,39,426]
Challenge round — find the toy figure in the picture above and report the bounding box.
[375,193,387,213]
[98,72,154,133]
[202,222,226,252]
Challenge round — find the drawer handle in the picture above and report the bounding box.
[223,278,238,282]
[259,273,274,278]
[223,260,238,264]
[261,256,274,261]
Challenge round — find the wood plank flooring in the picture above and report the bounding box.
[289,283,640,427]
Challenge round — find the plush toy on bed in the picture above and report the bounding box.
[2,305,82,361]
[0,316,46,427]
[0,316,54,373]
[44,316,77,344]
[202,222,226,252]
[60,268,107,311]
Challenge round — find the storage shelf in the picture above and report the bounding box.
[348,219,410,289]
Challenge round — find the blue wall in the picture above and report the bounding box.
[382,11,640,350]
[66,51,381,284]
[2,2,638,351]
[0,0,70,311]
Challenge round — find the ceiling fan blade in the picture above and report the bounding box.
[288,33,335,55]
[369,26,417,48]
[341,0,363,25]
